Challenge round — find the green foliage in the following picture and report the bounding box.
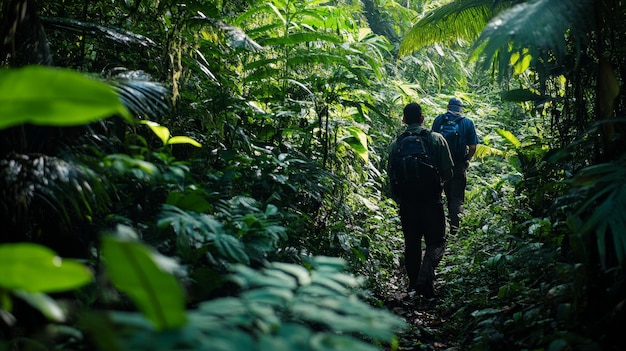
[400,0,501,56]
[471,0,593,74]
[0,243,92,293]
[0,66,137,248]
[341,126,369,163]
[109,72,171,120]
[1,153,111,245]
[0,66,132,129]
[87,257,405,351]
[4,1,625,351]
[140,121,202,147]
[102,226,187,330]
[565,155,626,268]
[158,197,287,266]
[0,243,92,322]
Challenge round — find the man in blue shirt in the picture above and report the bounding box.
[432,97,478,236]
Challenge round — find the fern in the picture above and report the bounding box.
[567,156,626,268]
[400,0,503,56]
[471,0,594,73]
[96,257,406,351]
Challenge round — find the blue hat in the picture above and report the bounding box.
[448,97,464,112]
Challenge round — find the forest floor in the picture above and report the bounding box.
[382,279,462,351]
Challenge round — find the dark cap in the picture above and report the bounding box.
[448,97,464,112]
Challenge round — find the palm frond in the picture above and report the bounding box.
[475,143,504,158]
[41,17,156,47]
[495,128,521,148]
[191,15,263,51]
[106,69,171,120]
[399,0,502,56]
[1,153,110,240]
[471,0,594,72]
[567,156,626,268]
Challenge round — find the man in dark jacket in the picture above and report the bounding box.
[388,102,453,297]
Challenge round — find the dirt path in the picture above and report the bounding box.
[382,283,460,351]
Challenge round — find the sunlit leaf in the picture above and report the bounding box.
[472,0,593,73]
[167,136,202,147]
[259,32,342,46]
[475,144,503,158]
[0,243,92,293]
[400,0,496,56]
[342,126,369,163]
[0,66,132,130]
[510,50,532,74]
[141,120,170,145]
[495,128,521,148]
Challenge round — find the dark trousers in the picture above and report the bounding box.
[443,164,467,235]
[399,196,446,290]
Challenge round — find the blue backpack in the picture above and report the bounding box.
[437,113,465,161]
[389,130,441,195]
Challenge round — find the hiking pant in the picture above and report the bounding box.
[443,164,467,235]
[399,197,446,290]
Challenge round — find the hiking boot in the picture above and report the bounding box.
[414,283,436,298]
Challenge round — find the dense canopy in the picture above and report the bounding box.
[1,0,625,350]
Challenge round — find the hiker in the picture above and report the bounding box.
[388,102,454,297]
[432,97,478,236]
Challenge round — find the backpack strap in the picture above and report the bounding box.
[419,129,435,161]
[397,129,431,141]
[450,115,465,124]
[396,129,436,161]
[442,112,464,124]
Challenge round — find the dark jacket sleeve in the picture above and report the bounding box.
[431,115,442,132]
[386,140,401,202]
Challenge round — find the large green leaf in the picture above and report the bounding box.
[341,126,369,163]
[102,235,187,330]
[0,66,132,130]
[0,243,92,293]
